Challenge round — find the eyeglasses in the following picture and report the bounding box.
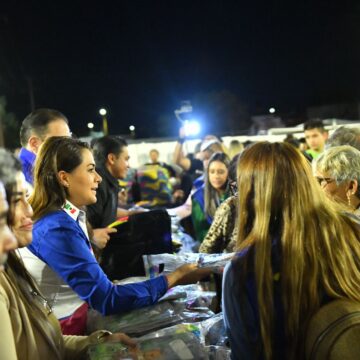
[316,177,335,187]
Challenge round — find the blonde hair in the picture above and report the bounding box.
[228,139,244,159]
[235,142,360,359]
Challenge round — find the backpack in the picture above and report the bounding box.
[305,299,360,359]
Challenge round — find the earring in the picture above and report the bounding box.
[347,192,352,207]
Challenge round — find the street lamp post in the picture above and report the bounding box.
[99,108,108,135]
[129,125,135,138]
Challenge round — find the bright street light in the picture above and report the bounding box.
[129,125,135,131]
[99,108,107,116]
[87,122,94,129]
[269,107,276,114]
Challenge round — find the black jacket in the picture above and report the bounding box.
[87,166,119,228]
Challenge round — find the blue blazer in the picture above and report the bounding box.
[29,210,168,316]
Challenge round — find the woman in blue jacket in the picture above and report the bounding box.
[222,142,360,359]
[26,136,209,334]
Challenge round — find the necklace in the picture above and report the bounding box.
[31,290,53,315]
[16,249,58,315]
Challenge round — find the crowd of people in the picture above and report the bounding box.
[0,108,359,359]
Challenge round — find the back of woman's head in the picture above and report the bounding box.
[236,142,360,359]
[237,142,322,240]
[228,139,244,159]
[29,136,90,220]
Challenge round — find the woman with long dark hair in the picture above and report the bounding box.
[23,136,208,335]
[222,142,360,359]
[192,152,231,242]
[0,149,135,359]
[199,153,240,253]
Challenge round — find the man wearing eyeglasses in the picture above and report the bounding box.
[19,108,71,185]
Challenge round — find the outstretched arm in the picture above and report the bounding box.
[173,127,191,171]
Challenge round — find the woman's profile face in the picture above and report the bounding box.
[10,172,33,248]
[208,160,228,191]
[315,170,350,205]
[0,182,17,269]
[63,149,102,208]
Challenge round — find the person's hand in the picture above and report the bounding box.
[117,207,146,218]
[166,264,212,288]
[179,126,186,139]
[103,332,137,348]
[134,201,151,208]
[172,189,184,203]
[118,188,128,206]
[92,227,117,249]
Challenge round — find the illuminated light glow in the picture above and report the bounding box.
[87,122,94,129]
[129,125,135,131]
[184,120,200,136]
[99,108,107,116]
[269,107,276,114]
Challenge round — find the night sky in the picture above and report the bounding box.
[1,1,360,139]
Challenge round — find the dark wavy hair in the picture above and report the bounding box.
[204,152,230,218]
[0,149,23,223]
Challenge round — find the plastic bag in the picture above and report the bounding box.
[86,318,230,359]
[143,253,234,278]
[159,284,216,308]
[197,253,235,271]
[170,215,199,254]
[138,322,202,343]
[205,345,231,360]
[199,313,228,347]
[135,323,207,359]
[87,299,214,337]
[87,342,131,360]
[183,288,216,310]
[143,253,199,277]
[137,331,207,359]
[87,325,207,360]
[87,301,185,336]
